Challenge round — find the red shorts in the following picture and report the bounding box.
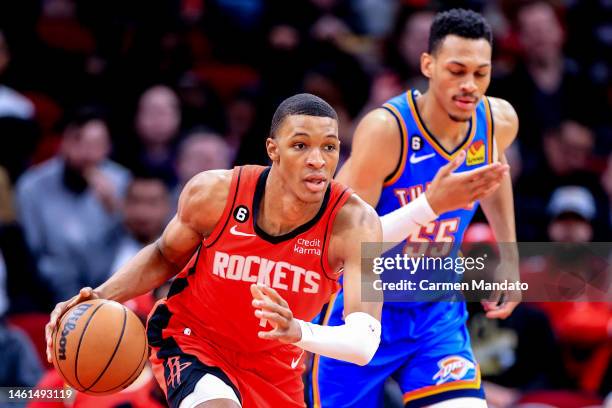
[148,303,306,408]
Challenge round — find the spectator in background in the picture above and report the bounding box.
[0,261,44,400]
[109,175,171,275]
[28,175,171,408]
[514,119,611,240]
[0,318,43,402]
[525,186,611,398]
[0,30,39,182]
[0,165,51,314]
[493,0,608,168]
[307,0,364,42]
[546,186,597,242]
[225,90,262,164]
[385,7,435,91]
[117,85,181,186]
[109,174,171,320]
[15,109,130,303]
[176,72,226,133]
[30,0,102,108]
[0,168,43,397]
[172,128,232,209]
[351,0,397,37]
[0,31,34,121]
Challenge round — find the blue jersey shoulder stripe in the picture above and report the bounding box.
[381,102,409,187]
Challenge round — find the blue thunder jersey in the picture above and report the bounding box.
[378,88,495,333]
[310,90,493,407]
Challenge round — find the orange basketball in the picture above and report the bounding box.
[52,299,148,395]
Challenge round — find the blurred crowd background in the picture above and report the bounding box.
[0,0,610,407]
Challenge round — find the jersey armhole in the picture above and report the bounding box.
[204,167,243,248]
[187,243,203,276]
[320,187,353,281]
[484,96,497,163]
[381,105,407,187]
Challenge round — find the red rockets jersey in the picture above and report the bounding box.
[154,165,351,353]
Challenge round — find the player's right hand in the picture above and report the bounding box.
[250,284,302,344]
[45,287,100,363]
[426,150,509,214]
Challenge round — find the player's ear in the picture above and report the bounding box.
[266,137,280,162]
[421,52,433,79]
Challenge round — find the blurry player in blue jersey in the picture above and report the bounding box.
[313,9,520,408]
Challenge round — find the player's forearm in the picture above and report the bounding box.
[94,242,181,303]
[480,173,518,261]
[294,312,381,366]
[380,194,438,242]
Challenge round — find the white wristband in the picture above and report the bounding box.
[380,193,438,242]
[294,312,381,366]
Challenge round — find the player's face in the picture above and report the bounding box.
[422,35,492,122]
[267,115,340,203]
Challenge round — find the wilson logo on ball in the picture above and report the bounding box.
[58,303,93,360]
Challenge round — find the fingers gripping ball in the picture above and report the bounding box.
[52,299,148,395]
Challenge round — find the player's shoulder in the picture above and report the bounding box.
[178,169,233,228]
[332,193,381,238]
[487,96,518,124]
[344,107,402,179]
[181,169,233,201]
[486,96,519,148]
[356,108,401,140]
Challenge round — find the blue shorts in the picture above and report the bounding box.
[310,290,484,408]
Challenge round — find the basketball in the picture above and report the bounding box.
[51,299,148,395]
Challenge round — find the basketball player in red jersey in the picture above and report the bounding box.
[44,94,382,408]
[45,93,505,408]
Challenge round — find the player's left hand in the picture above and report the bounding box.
[482,295,520,320]
[482,261,522,319]
[251,284,301,343]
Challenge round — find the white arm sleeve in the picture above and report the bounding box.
[380,193,438,242]
[293,312,381,366]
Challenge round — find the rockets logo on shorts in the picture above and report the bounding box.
[432,356,476,385]
[166,356,192,389]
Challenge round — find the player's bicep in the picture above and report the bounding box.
[489,97,519,154]
[157,169,231,267]
[335,109,401,207]
[157,215,202,268]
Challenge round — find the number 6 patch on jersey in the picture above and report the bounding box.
[233,205,250,223]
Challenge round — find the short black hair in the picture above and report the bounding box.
[60,106,108,134]
[270,93,338,138]
[129,165,173,190]
[428,9,492,54]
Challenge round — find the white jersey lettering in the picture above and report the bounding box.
[212,251,229,277]
[227,255,244,280]
[242,256,260,282]
[212,251,322,294]
[273,261,290,290]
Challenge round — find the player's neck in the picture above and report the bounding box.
[418,91,471,150]
[257,168,322,236]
